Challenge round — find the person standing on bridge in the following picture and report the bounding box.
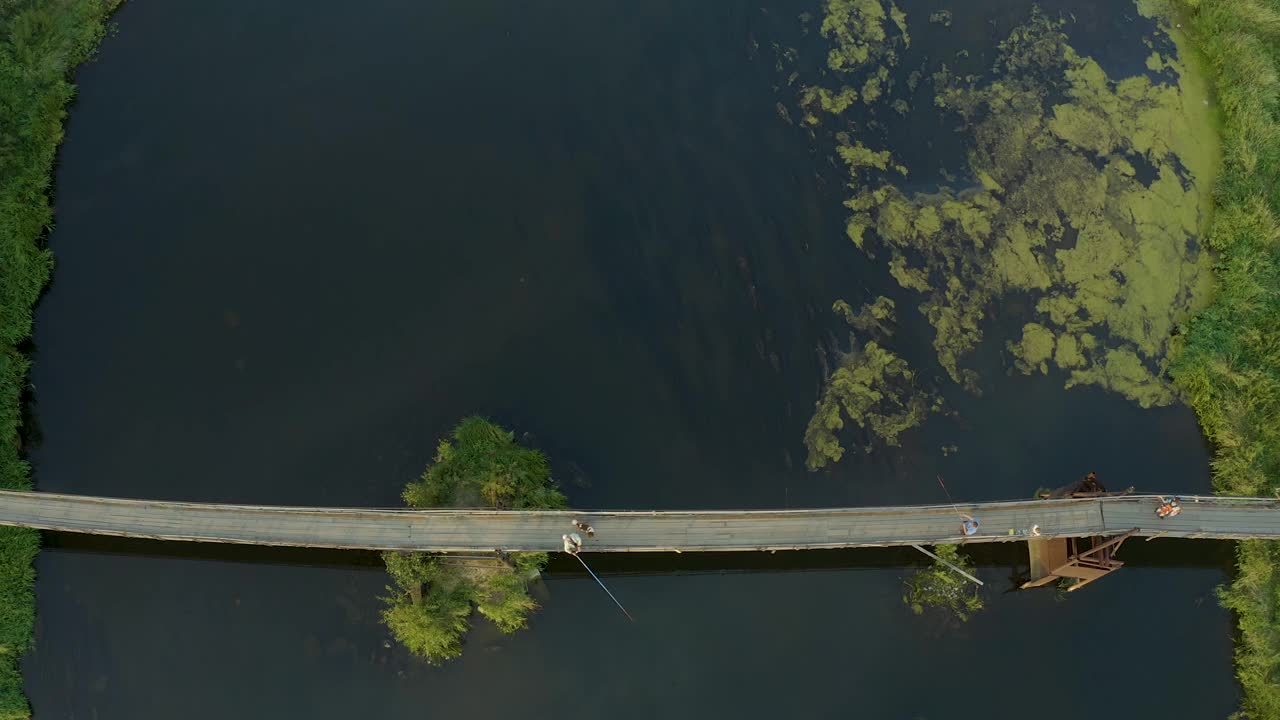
[562,533,583,555]
[1156,497,1182,519]
[960,514,980,537]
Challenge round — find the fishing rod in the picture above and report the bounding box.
[936,475,968,520]
[575,553,635,623]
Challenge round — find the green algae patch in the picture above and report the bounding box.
[795,0,1219,472]
[1011,323,1055,373]
[805,298,935,469]
[834,295,896,335]
[1053,333,1085,369]
[841,11,1218,407]
[820,0,909,74]
[806,0,912,125]
[836,136,892,171]
[804,339,930,468]
[799,85,859,124]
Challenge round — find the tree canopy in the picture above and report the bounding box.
[382,417,565,663]
[902,544,984,622]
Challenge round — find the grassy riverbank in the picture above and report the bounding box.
[0,0,119,716]
[1166,0,1280,715]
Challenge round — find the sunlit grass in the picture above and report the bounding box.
[1168,0,1280,715]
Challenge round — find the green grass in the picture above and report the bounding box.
[383,417,565,663]
[1166,0,1280,716]
[0,0,119,716]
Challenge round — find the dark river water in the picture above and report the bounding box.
[22,0,1238,717]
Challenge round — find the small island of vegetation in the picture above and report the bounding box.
[380,417,565,663]
[902,544,983,622]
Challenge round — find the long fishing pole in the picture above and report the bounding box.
[937,475,967,520]
[575,553,635,623]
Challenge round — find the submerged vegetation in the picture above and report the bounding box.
[800,0,1280,712]
[848,10,1217,403]
[1164,0,1280,715]
[902,544,983,621]
[804,338,925,468]
[797,0,1218,464]
[382,417,564,663]
[805,297,938,468]
[0,1,119,716]
[819,0,907,75]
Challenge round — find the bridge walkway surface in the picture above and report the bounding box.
[0,491,1277,552]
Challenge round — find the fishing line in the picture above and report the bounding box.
[937,475,968,521]
[575,553,635,623]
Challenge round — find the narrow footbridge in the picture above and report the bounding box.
[0,490,1277,552]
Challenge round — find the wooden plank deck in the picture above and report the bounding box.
[0,491,1277,552]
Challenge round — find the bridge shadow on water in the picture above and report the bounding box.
[42,531,1237,582]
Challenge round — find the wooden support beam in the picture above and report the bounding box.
[1072,529,1137,561]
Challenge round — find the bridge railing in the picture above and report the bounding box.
[0,490,1106,516]
[1103,493,1279,507]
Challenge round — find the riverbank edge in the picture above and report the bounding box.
[0,1,121,717]
[1167,0,1280,716]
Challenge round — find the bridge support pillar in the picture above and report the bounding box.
[1021,529,1137,592]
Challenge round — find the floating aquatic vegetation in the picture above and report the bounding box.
[799,85,860,125]
[793,2,1217,467]
[804,298,937,469]
[798,0,911,124]
[820,0,909,73]
[833,295,895,335]
[840,11,1217,406]
[834,132,906,175]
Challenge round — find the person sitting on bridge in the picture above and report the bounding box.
[562,533,583,555]
[572,519,595,537]
[960,514,980,536]
[1156,497,1182,519]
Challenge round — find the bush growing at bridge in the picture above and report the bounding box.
[381,553,472,661]
[0,0,121,716]
[902,544,983,622]
[381,417,564,663]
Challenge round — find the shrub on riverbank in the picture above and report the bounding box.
[382,418,564,663]
[0,0,119,716]
[1167,0,1280,715]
